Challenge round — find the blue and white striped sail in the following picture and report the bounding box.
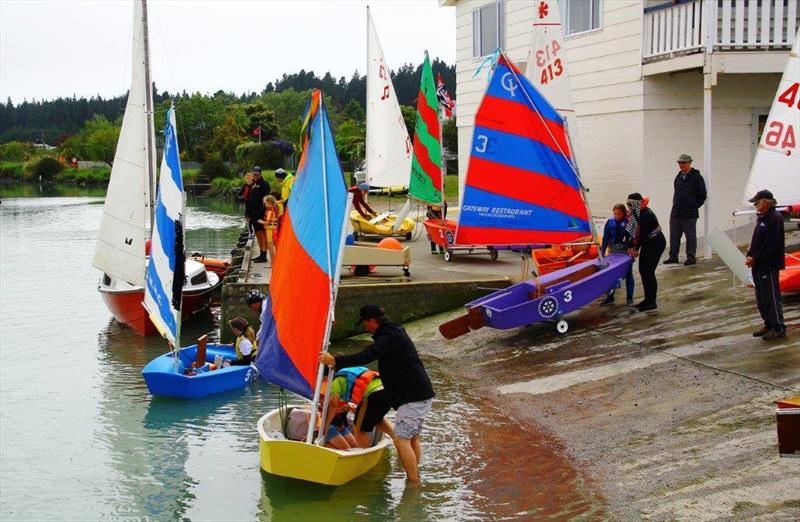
[143,106,186,345]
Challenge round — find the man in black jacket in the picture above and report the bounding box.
[665,154,707,266]
[319,305,435,482]
[745,190,786,341]
[246,166,270,263]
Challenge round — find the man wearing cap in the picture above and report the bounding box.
[246,167,270,263]
[665,154,707,266]
[745,190,786,340]
[275,168,295,207]
[318,305,435,482]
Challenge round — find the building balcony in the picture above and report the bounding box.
[642,0,798,75]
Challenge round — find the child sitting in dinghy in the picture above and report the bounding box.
[227,317,258,366]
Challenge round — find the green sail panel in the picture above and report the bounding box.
[408,52,442,205]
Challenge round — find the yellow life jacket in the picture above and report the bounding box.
[234,335,257,360]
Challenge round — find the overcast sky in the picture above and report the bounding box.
[0,0,456,103]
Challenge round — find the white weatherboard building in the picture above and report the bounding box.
[442,0,798,254]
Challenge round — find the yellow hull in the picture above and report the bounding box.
[258,407,390,486]
[350,210,415,239]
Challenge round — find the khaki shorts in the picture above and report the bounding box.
[394,399,432,439]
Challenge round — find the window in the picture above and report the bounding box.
[472,1,504,57]
[562,0,601,36]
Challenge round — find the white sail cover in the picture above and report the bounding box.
[143,107,185,344]
[93,0,156,287]
[524,0,582,165]
[365,8,412,189]
[742,32,800,208]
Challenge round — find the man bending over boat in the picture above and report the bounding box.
[319,305,435,482]
[321,366,394,448]
[349,183,377,220]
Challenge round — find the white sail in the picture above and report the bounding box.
[524,0,582,166]
[143,106,185,345]
[742,32,800,208]
[365,7,412,189]
[93,0,156,287]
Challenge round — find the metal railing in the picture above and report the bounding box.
[643,0,799,62]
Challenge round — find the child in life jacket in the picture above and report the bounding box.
[227,317,257,366]
[257,195,280,263]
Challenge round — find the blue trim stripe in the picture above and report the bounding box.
[471,125,580,190]
[287,103,348,277]
[145,258,178,337]
[486,61,563,126]
[459,186,591,233]
[153,199,176,272]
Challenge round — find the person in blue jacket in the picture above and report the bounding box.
[600,203,635,305]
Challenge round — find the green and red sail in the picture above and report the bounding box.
[409,52,442,206]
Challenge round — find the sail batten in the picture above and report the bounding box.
[93,0,154,287]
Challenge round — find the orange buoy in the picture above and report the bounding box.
[378,237,403,250]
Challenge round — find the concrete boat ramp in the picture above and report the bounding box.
[399,231,799,520]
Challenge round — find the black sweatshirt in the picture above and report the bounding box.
[747,208,785,272]
[334,320,435,409]
[626,207,662,250]
[671,168,707,219]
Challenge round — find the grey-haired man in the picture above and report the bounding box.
[665,154,706,266]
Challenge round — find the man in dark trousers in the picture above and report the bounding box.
[246,166,270,263]
[665,154,707,266]
[745,190,786,341]
[319,305,435,482]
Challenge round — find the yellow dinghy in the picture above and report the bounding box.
[258,406,390,486]
[350,210,415,241]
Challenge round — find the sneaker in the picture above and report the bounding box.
[626,297,634,305]
[600,295,614,306]
[636,302,658,312]
[430,250,438,255]
[684,257,697,266]
[761,329,786,341]
[253,255,267,263]
[752,326,770,337]
[663,258,679,265]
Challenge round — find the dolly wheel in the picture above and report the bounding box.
[489,248,498,261]
[443,250,453,262]
[404,232,413,241]
[352,231,359,241]
[403,268,411,277]
[556,319,569,335]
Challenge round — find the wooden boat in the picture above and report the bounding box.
[141,107,253,399]
[439,51,633,338]
[92,0,219,335]
[257,406,389,486]
[255,90,388,485]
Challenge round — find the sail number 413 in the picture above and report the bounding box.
[536,39,564,86]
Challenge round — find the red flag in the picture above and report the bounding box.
[436,73,455,119]
[252,127,261,137]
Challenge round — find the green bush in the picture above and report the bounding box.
[207,176,243,197]
[235,142,283,172]
[182,168,200,184]
[54,166,111,184]
[0,142,30,162]
[200,158,231,179]
[0,161,25,179]
[31,157,64,180]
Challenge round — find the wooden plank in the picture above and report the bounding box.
[735,0,745,46]
[761,0,772,46]
[789,0,798,43]
[774,0,785,44]
[721,0,732,45]
[643,13,653,57]
[671,6,679,51]
[680,4,689,49]
[693,0,702,47]
[747,0,759,46]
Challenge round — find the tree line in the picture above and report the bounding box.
[0,59,456,164]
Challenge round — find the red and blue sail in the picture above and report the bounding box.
[254,90,348,399]
[455,54,590,246]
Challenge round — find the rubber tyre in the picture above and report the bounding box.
[556,319,569,335]
[352,231,359,241]
[403,268,411,277]
[489,248,498,261]
[404,232,413,241]
[443,250,453,262]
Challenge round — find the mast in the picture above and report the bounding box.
[142,0,156,234]
[364,6,370,190]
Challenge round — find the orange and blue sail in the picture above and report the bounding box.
[455,54,590,246]
[254,91,348,399]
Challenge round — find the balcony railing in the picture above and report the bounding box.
[643,0,799,62]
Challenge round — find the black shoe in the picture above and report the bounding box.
[626,297,634,305]
[600,295,614,306]
[684,257,696,266]
[752,326,770,337]
[761,329,786,341]
[253,254,267,263]
[663,258,679,265]
[636,302,657,312]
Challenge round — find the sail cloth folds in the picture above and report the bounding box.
[93,0,155,287]
[408,52,443,206]
[143,106,185,344]
[455,54,591,246]
[255,91,349,399]
[742,32,800,208]
[366,8,412,189]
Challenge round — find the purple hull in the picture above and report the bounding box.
[466,254,633,330]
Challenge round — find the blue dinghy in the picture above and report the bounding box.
[142,343,256,399]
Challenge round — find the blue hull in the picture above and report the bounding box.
[467,254,634,330]
[142,344,256,399]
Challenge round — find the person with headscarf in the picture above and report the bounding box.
[624,193,666,311]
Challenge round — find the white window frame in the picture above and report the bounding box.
[751,109,770,159]
[472,1,505,58]
[561,0,603,38]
